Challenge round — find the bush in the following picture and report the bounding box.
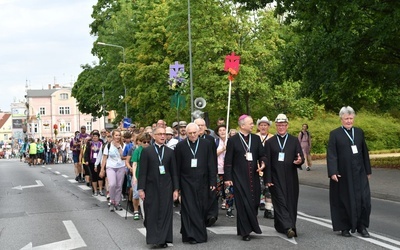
[275,111,400,154]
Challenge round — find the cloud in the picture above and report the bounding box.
[0,0,98,110]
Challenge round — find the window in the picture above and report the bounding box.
[39,107,46,115]
[59,122,71,133]
[86,122,92,132]
[4,134,8,140]
[59,107,70,115]
[34,124,38,133]
[60,93,69,100]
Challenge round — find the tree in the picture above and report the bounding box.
[271,0,400,111]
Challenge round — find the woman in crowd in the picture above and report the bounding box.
[215,124,235,218]
[129,132,152,220]
[85,131,104,196]
[100,129,125,211]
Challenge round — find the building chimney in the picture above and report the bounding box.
[48,84,51,89]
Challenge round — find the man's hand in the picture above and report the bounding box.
[173,190,179,201]
[331,174,341,182]
[267,182,274,187]
[293,153,302,165]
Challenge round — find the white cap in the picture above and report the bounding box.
[257,116,271,126]
[166,127,174,135]
[275,114,289,123]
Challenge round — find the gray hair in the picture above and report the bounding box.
[339,106,356,118]
[186,122,199,131]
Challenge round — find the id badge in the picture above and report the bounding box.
[278,152,285,162]
[93,153,98,159]
[159,165,166,174]
[191,158,197,168]
[351,145,358,154]
[246,152,253,161]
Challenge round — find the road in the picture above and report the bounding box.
[0,159,399,250]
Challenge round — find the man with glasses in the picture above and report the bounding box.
[138,127,179,248]
[265,114,304,238]
[175,123,216,244]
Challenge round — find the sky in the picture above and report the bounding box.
[0,0,98,111]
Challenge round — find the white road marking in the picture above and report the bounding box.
[62,175,68,178]
[54,171,60,175]
[47,167,52,170]
[20,220,86,250]
[298,212,400,249]
[12,180,44,190]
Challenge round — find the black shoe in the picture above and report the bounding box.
[259,203,266,210]
[357,228,370,238]
[287,228,295,238]
[242,235,251,241]
[226,209,234,218]
[264,210,274,219]
[188,238,197,244]
[341,230,351,237]
[206,216,217,227]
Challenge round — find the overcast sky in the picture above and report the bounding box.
[0,0,98,111]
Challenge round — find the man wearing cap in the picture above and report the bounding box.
[177,121,187,141]
[224,115,267,241]
[265,114,304,238]
[165,127,178,150]
[195,118,218,227]
[256,116,274,219]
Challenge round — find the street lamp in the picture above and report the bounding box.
[97,42,128,118]
[187,0,194,121]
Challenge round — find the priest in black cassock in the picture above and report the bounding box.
[194,118,218,227]
[138,127,179,248]
[327,106,371,238]
[224,115,267,241]
[265,114,304,239]
[175,122,216,244]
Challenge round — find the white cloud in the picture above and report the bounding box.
[0,0,98,110]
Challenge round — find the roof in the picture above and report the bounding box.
[0,113,11,129]
[27,88,70,97]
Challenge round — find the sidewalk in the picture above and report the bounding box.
[299,154,400,202]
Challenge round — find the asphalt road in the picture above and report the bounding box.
[0,159,399,250]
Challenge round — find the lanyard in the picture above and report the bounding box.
[238,133,251,152]
[276,134,288,152]
[154,145,165,165]
[342,126,355,145]
[186,138,199,158]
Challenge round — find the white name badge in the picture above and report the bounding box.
[93,153,98,159]
[191,159,197,168]
[278,152,285,162]
[159,165,166,174]
[246,152,253,161]
[351,145,358,154]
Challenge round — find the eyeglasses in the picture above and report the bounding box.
[187,132,197,135]
[101,131,106,133]
[142,141,151,144]
[154,133,166,136]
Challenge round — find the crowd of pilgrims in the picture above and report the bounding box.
[19,116,302,248]
[19,105,373,248]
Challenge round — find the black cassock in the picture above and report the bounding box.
[265,134,304,234]
[327,127,371,233]
[224,133,266,236]
[200,134,219,222]
[138,144,179,245]
[175,138,216,243]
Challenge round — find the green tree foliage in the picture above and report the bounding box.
[271,0,400,111]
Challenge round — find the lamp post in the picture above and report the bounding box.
[187,0,194,121]
[97,42,128,118]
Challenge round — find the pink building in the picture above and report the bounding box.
[26,84,105,139]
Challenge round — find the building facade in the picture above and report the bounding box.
[23,84,105,140]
